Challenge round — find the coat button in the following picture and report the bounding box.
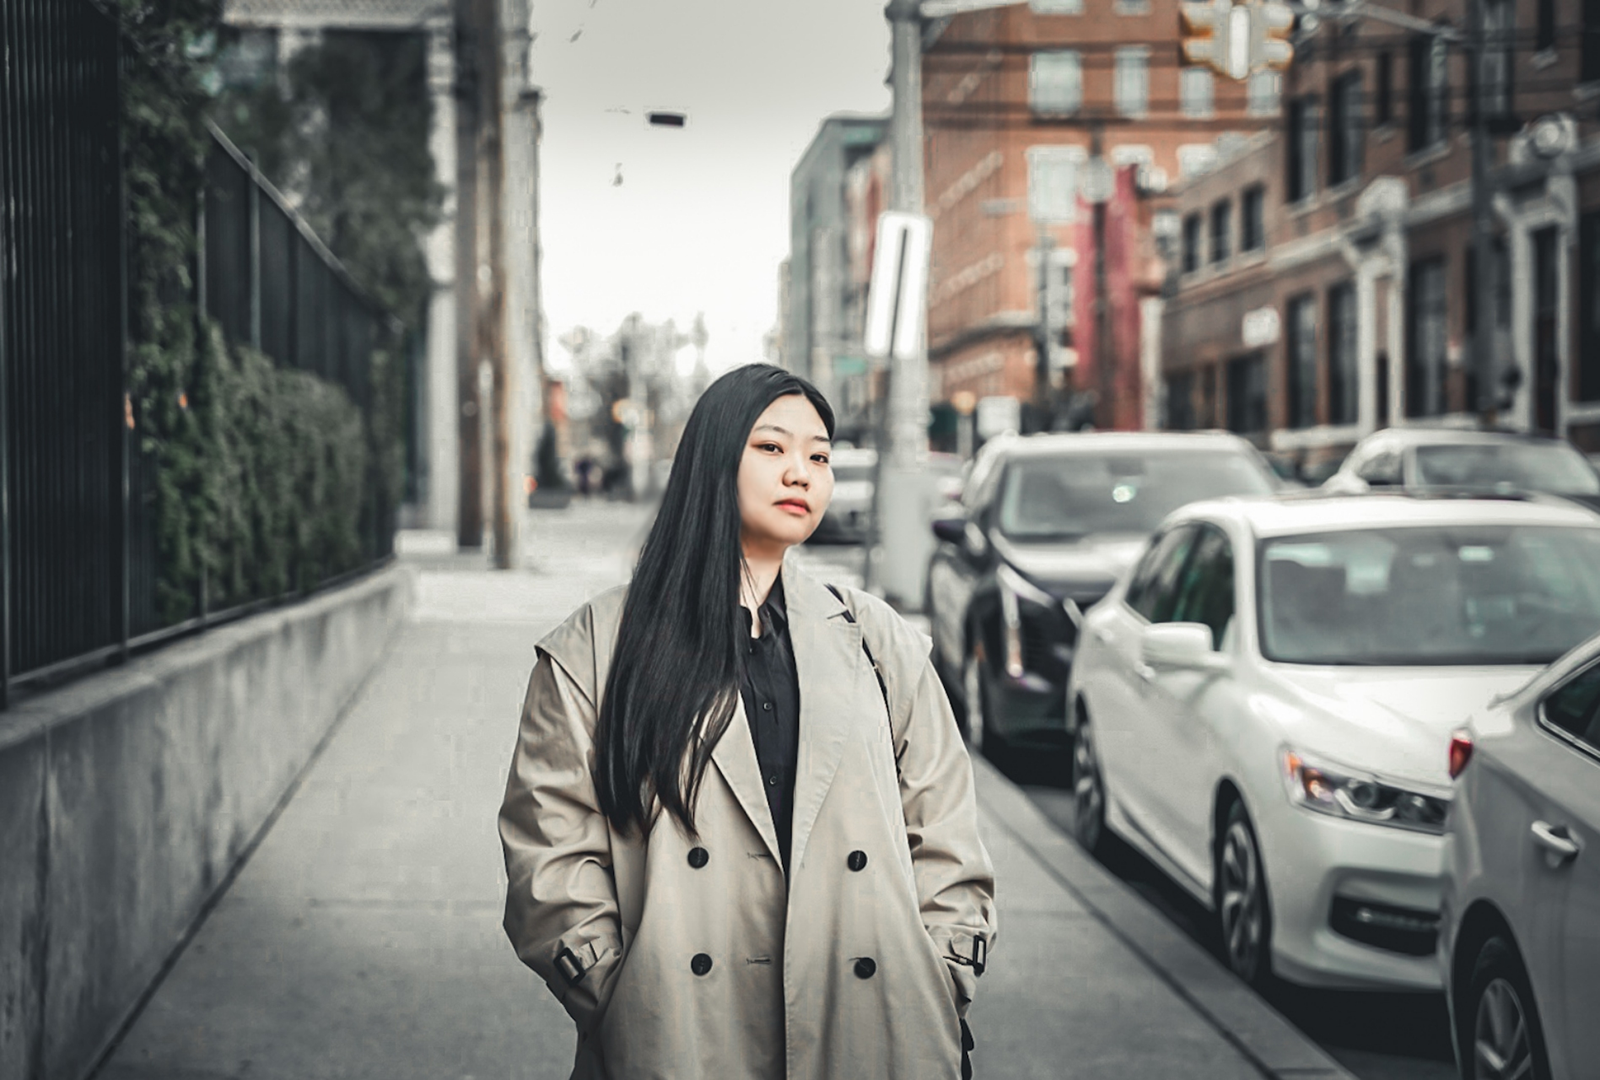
[691,953,713,976]
[688,846,709,869]
[847,850,868,872]
[854,957,876,979]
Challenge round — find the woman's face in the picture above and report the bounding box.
[737,394,834,556]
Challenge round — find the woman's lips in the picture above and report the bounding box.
[776,499,809,515]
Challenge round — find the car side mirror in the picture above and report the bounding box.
[1141,623,1228,672]
[931,516,965,546]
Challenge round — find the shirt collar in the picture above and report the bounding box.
[741,575,789,641]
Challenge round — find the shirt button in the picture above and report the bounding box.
[688,846,709,869]
[767,775,779,787]
[762,702,772,711]
[691,953,713,976]
[847,850,868,872]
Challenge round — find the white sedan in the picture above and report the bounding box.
[1065,492,1600,991]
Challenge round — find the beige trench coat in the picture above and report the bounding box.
[499,560,997,1080]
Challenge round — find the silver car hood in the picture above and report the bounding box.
[1263,665,1541,788]
[993,533,1147,595]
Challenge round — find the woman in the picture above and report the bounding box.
[499,364,996,1080]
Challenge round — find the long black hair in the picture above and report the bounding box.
[594,363,835,836]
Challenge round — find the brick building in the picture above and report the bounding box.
[1160,0,1600,471]
[920,0,1278,428]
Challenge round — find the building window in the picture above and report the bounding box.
[1286,294,1317,428]
[1537,0,1556,51]
[1227,354,1268,436]
[1484,0,1514,119]
[1581,214,1600,401]
[1030,51,1083,114]
[1180,67,1214,118]
[1327,282,1358,425]
[1406,257,1448,417]
[1375,51,1393,125]
[1210,200,1232,264]
[1286,96,1319,202]
[1587,0,1600,81]
[1178,143,1218,179]
[1409,33,1450,151]
[1247,70,1281,116]
[1240,186,1265,251]
[1027,145,1084,223]
[1328,71,1364,185]
[1115,48,1150,117]
[1182,212,1203,273]
[1030,0,1083,12]
[1167,371,1197,430]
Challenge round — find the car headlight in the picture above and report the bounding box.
[1281,749,1450,835]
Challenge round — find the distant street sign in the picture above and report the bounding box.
[863,211,933,363]
[1242,305,1280,348]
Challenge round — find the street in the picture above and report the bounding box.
[97,501,1349,1080]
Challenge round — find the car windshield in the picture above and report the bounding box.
[1259,525,1600,665]
[995,450,1275,541]
[1412,442,1600,495]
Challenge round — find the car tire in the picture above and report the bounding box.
[1215,799,1273,989]
[1070,707,1107,856]
[963,647,1009,767]
[1461,936,1552,1080]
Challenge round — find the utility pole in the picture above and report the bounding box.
[1034,227,1055,431]
[1090,126,1114,431]
[1466,0,1498,424]
[866,0,933,604]
[453,0,483,550]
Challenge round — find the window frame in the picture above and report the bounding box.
[1240,185,1265,252]
[1114,46,1151,118]
[1029,50,1084,115]
[1538,660,1600,763]
[1182,212,1203,274]
[1210,199,1232,265]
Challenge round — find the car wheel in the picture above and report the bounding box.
[1070,709,1107,856]
[1463,937,1551,1080]
[963,647,1009,766]
[1215,800,1272,988]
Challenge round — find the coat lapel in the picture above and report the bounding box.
[709,690,785,864]
[782,560,866,880]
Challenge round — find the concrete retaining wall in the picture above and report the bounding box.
[0,565,413,1080]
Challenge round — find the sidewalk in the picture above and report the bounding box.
[99,503,1349,1080]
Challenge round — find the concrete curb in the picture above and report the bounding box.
[972,753,1357,1080]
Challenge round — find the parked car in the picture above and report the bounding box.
[1440,633,1600,1080]
[1065,491,1600,991]
[925,432,1280,757]
[810,447,877,543]
[1323,427,1600,507]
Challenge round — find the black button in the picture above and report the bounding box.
[688,846,709,869]
[767,775,779,786]
[847,850,868,872]
[854,957,876,979]
[762,702,772,711]
[691,953,713,976]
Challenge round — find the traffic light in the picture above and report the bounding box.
[1179,0,1234,73]
[1251,0,1295,72]
[1179,0,1295,80]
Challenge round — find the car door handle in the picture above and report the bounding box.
[1530,821,1582,865]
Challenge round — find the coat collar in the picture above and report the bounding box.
[706,558,863,874]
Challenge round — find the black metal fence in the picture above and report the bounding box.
[0,0,391,704]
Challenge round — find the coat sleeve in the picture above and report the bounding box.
[499,647,624,1033]
[895,653,998,1019]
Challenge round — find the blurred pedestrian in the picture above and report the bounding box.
[499,363,996,1079]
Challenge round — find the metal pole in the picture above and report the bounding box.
[1092,127,1113,431]
[477,0,514,570]
[1466,0,1497,423]
[454,0,485,548]
[866,0,933,605]
[1034,226,1054,431]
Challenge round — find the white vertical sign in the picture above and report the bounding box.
[863,211,933,363]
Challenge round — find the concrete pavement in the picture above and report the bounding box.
[98,501,1350,1080]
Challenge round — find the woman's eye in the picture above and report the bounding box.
[813,456,830,465]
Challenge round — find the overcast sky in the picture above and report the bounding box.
[527,0,892,374]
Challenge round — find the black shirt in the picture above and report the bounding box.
[738,577,801,872]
